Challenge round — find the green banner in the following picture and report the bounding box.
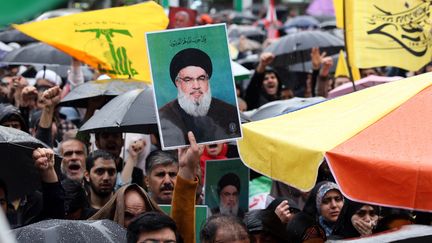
[0,0,66,29]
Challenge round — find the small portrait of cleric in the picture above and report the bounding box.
[157,47,242,148]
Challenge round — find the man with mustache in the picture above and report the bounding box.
[59,138,87,182]
[144,150,179,204]
[159,48,241,148]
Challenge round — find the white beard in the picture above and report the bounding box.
[219,202,239,216]
[178,86,212,117]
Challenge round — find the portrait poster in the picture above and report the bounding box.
[204,158,249,217]
[168,6,197,29]
[159,204,208,243]
[146,24,242,149]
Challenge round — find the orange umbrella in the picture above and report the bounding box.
[238,72,432,211]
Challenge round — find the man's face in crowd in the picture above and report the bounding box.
[334,76,351,88]
[219,185,239,216]
[96,132,123,158]
[0,188,7,213]
[137,227,177,243]
[146,163,179,204]
[214,227,250,243]
[319,189,343,223]
[86,158,116,198]
[61,140,86,181]
[176,66,209,104]
[263,72,278,96]
[360,68,378,78]
[124,189,147,228]
[1,120,21,130]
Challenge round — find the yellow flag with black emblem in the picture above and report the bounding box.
[345,0,432,71]
[14,2,168,83]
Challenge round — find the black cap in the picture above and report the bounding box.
[169,48,213,85]
[217,172,241,195]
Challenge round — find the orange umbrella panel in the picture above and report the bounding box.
[326,85,432,211]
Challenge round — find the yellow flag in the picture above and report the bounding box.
[333,0,344,28]
[345,0,432,71]
[335,50,348,77]
[14,2,168,83]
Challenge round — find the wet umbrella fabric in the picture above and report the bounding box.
[0,29,36,44]
[13,219,126,243]
[284,15,320,29]
[1,42,71,66]
[0,126,53,200]
[244,97,326,121]
[59,79,148,108]
[79,88,157,134]
[264,30,344,70]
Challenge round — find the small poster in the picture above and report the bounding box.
[204,158,249,218]
[146,24,242,149]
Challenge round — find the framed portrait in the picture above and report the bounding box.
[146,24,242,149]
[204,158,249,218]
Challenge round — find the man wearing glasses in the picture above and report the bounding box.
[159,48,240,147]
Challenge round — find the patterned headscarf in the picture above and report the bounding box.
[315,182,341,213]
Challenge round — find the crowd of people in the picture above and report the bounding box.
[1,3,432,243]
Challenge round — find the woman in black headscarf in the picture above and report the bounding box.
[331,199,379,239]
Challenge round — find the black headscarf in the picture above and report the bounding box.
[331,199,379,239]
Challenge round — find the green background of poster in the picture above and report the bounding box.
[160,204,208,243]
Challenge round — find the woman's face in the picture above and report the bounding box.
[319,189,344,222]
[352,205,378,225]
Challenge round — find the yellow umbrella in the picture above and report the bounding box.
[14,2,168,83]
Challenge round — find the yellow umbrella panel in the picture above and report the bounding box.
[14,2,169,83]
[238,72,432,191]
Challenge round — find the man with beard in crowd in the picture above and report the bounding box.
[211,172,245,219]
[84,150,117,210]
[159,48,241,148]
[144,150,179,204]
[95,132,145,188]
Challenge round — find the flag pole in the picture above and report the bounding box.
[342,0,357,91]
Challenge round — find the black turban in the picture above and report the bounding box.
[217,172,241,195]
[169,48,213,85]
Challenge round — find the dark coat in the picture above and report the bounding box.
[159,98,241,147]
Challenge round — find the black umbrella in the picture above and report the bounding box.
[284,15,320,30]
[79,88,157,134]
[0,29,36,44]
[1,42,72,66]
[264,30,344,71]
[228,25,266,43]
[59,79,148,108]
[13,219,127,243]
[0,126,58,200]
